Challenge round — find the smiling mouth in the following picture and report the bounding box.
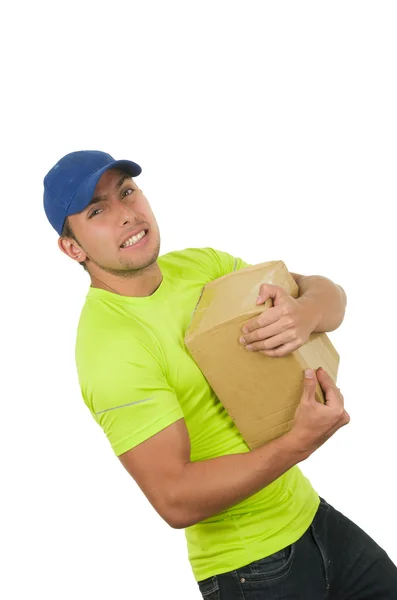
[120,229,148,248]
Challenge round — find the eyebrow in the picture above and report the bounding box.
[87,173,133,208]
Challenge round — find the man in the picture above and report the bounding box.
[43,150,397,598]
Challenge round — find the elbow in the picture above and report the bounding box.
[167,518,189,530]
[161,494,199,530]
[336,285,347,327]
[154,466,203,529]
[338,284,347,308]
[163,505,196,530]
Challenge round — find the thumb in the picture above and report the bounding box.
[301,369,317,403]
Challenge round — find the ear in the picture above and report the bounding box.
[58,236,87,264]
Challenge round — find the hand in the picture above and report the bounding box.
[239,284,319,357]
[287,368,350,458]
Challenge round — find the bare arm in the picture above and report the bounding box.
[119,417,308,529]
[119,369,347,530]
[291,273,347,332]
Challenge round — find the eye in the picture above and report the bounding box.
[122,188,134,198]
[88,208,103,218]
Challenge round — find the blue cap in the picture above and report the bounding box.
[43,150,142,235]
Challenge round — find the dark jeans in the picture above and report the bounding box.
[197,497,397,599]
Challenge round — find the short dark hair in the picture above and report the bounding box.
[61,218,88,271]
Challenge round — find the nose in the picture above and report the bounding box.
[115,197,137,226]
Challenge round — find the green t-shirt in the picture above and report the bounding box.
[75,247,320,582]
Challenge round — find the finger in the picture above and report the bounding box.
[242,306,282,334]
[301,369,318,404]
[315,367,337,392]
[242,316,290,344]
[327,410,351,437]
[342,410,351,425]
[321,421,346,444]
[317,369,344,407]
[246,332,292,351]
[243,326,289,347]
[257,284,288,305]
[260,340,302,357]
[316,368,340,394]
[333,410,350,430]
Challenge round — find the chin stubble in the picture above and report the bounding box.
[89,240,161,278]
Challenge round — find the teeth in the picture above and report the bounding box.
[121,230,146,248]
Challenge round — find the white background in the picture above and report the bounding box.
[2,1,396,598]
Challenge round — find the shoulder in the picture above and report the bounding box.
[75,301,163,384]
[158,247,219,269]
[158,247,249,279]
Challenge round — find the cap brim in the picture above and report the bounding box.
[66,159,142,217]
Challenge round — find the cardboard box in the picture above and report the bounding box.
[185,261,339,450]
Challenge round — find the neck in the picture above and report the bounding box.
[89,262,163,297]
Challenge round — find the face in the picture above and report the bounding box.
[60,169,161,276]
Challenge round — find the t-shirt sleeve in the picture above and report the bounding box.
[80,341,184,457]
[204,247,252,279]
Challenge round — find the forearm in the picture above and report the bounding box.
[168,432,308,529]
[294,275,347,332]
